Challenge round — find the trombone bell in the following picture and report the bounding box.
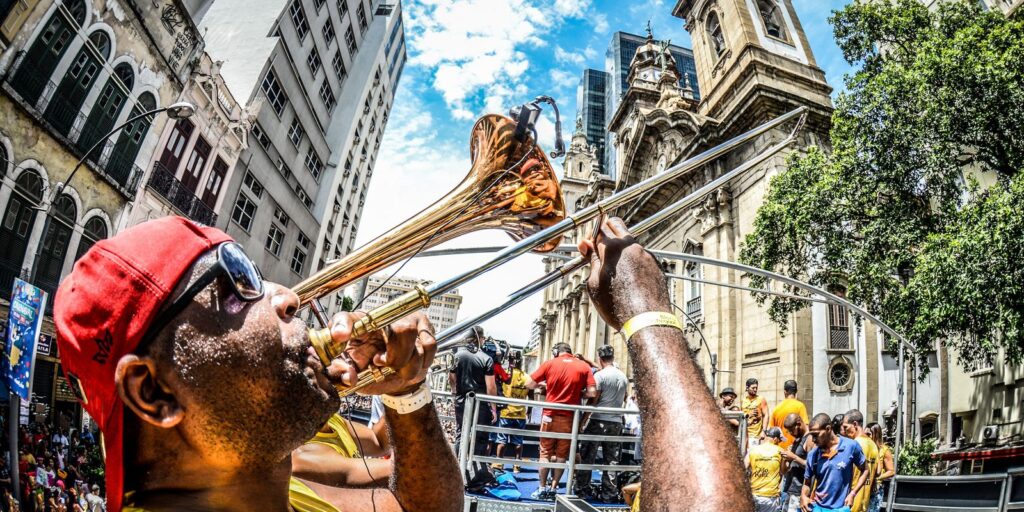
[297,112,567,395]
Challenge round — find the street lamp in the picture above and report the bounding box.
[46,100,196,205]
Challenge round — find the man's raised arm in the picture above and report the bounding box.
[579,217,753,512]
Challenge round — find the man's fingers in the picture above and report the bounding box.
[604,217,632,238]
[330,310,369,345]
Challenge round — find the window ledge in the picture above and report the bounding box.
[825,348,855,355]
[969,367,995,377]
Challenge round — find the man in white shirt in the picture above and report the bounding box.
[575,345,629,499]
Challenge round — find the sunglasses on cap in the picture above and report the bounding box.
[142,242,264,345]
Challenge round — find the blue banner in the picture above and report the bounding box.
[5,278,47,401]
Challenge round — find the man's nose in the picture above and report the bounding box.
[268,282,300,318]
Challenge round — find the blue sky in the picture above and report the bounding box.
[357,0,856,345]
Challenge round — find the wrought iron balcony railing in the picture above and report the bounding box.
[147,162,218,226]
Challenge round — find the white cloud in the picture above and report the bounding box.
[593,13,609,33]
[549,68,578,90]
[553,0,592,17]
[555,46,586,66]
[405,0,551,118]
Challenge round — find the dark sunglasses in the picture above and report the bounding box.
[141,242,264,345]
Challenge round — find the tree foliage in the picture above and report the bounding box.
[897,439,937,476]
[739,0,1024,367]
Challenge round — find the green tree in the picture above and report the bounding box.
[897,439,938,476]
[739,0,1024,367]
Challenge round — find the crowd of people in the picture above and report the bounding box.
[724,379,896,512]
[0,419,108,512]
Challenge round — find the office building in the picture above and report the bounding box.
[604,31,699,176]
[201,0,406,289]
[361,275,463,332]
[575,69,609,171]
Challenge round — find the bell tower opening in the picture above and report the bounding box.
[672,0,832,131]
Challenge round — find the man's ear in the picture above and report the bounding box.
[114,354,184,428]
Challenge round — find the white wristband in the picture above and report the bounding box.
[380,382,432,415]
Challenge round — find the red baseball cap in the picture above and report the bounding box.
[54,216,232,512]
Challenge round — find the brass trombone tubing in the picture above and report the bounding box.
[350,107,809,350]
[433,121,805,348]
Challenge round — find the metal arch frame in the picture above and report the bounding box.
[648,249,913,464]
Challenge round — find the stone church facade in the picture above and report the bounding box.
[533,0,897,425]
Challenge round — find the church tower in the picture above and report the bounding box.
[561,117,602,219]
[671,0,832,133]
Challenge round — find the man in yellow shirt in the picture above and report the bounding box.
[742,378,769,443]
[842,409,879,512]
[745,427,788,512]
[768,380,809,450]
[495,351,530,473]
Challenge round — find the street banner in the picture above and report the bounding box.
[5,278,47,401]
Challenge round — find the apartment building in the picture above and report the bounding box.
[360,274,463,332]
[201,0,406,286]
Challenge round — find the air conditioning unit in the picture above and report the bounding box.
[982,424,1000,444]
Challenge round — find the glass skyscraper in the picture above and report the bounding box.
[576,69,610,172]
[603,31,700,177]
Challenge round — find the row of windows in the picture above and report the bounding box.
[230,172,311,275]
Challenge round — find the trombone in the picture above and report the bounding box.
[431,110,807,351]
[296,103,807,396]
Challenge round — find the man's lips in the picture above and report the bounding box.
[306,346,334,393]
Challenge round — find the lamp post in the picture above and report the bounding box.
[47,101,196,204]
[7,101,195,503]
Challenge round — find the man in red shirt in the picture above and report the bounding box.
[525,342,596,500]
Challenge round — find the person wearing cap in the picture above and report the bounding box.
[769,380,809,450]
[574,345,628,500]
[745,427,787,512]
[719,388,742,431]
[54,216,462,512]
[742,378,769,444]
[448,325,497,456]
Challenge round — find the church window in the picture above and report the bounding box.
[756,0,790,42]
[827,285,851,350]
[706,12,725,58]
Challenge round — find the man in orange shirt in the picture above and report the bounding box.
[768,380,808,450]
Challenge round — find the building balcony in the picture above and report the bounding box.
[147,162,217,226]
[3,61,141,199]
[686,297,702,318]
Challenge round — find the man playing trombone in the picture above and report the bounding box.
[53,217,462,512]
[53,214,751,511]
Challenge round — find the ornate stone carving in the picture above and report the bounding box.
[691,187,733,234]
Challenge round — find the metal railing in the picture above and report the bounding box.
[454,392,748,505]
[889,472,1021,511]
[686,296,702,317]
[147,162,218,226]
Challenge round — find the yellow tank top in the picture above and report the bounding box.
[501,369,529,419]
[123,478,341,512]
[852,435,879,512]
[630,486,641,512]
[307,414,361,458]
[741,395,765,437]
[748,443,783,497]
